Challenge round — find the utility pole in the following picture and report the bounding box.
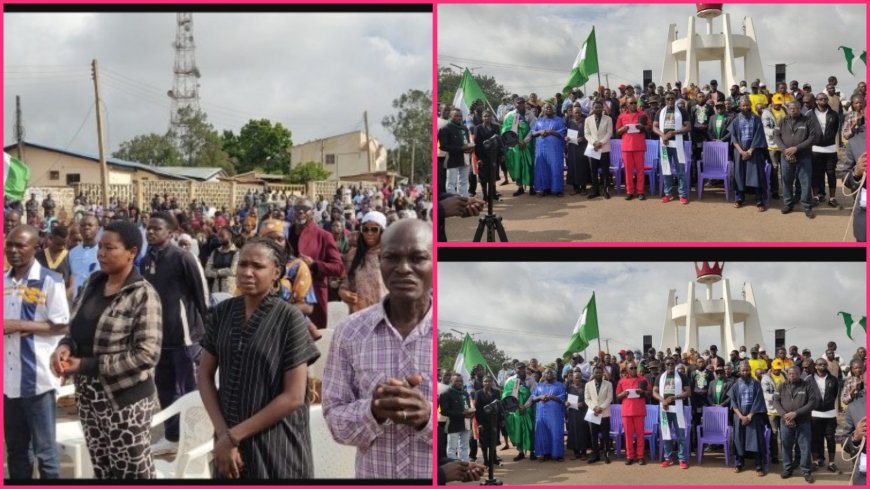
[363,110,373,173]
[410,141,416,184]
[91,59,110,208]
[605,339,610,355]
[320,139,324,167]
[14,95,24,160]
[605,73,610,89]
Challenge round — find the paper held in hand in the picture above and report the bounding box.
[584,409,602,425]
[627,389,640,399]
[567,128,579,145]
[627,124,640,134]
[567,393,579,410]
[584,144,602,160]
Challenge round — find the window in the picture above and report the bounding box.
[66,173,81,185]
[325,154,336,165]
[49,171,60,180]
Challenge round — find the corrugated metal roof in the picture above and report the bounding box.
[158,166,226,180]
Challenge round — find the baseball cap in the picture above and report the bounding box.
[759,347,766,353]
[715,101,725,107]
[715,366,725,372]
[750,347,759,353]
[772,94,784,104]
[759,83,767,88]
[618,84,626,89]
[771,359,784,370]
[619,349,626,354]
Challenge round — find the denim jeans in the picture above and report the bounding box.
[780,419,812,475]
[4,391,60,479]
[447,430,471,461]
[662,147,688,198]
[446,165,470,197]
[781,156,813,210]
[662,411,689,462]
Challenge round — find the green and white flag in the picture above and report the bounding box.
[564,27,599,93]
[838,311,866,340]
[564,292,599,358]
[3,152,30,202]
[839,46,867,75]
[453,333,493,385]
[452,68,490,117]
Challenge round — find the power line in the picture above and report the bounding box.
[28,102,96,186]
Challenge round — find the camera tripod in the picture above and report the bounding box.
[472,150,509,242]
[481,400,504,485]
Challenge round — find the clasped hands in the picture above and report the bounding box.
[371,374,430,430]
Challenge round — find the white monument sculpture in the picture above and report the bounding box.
[660,262,766,353]
[661,3,766,88]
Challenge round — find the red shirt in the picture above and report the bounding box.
[615,111,648,152]
[616,376,648,417]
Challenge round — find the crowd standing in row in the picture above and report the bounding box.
[437,77,867,240]
[438,342,866,484]
[4,182,433,480]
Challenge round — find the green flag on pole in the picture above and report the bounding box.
[564,292,600,357]
[838,311,867,340]
[564,27,599,93]
[4,152,31,202]
[452,68,490,117]
[839,46,867,75]
[453,333,493,385]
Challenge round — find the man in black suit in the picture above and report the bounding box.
[474,375,502,467]
[474,110,502,202]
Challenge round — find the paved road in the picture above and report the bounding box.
[449,445,851,485]
[444,182,857,243]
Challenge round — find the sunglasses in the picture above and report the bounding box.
[628,367,637,370]
[294,206,312,212]
[361,226,382,234]
[628,102,637,105]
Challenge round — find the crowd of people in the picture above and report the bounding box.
[3,181,434,480]
[438,342,867,485]
[437,77,867,241]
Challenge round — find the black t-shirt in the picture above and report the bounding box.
[654,107,690,133]
[70,279,117,358]
[35,249,71,287]
[654,372,690,399]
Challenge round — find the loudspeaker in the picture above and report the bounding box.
[774,329,785,349]
[775,64,786,85]
[643,70,653,89]
[643,335,653,355]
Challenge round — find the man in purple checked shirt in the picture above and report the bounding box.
[322,219,432,479]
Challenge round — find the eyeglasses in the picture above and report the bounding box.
[294,205,312,212]
[361,226,382,234]
[628,102,637,105]
[628,367,637,370]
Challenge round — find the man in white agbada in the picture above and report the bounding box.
[653,358,692,468]
[653,93,692,204]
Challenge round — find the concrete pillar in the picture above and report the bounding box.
[742,282,767,351]
[660,289,679,351]
[684,16,698,86]
[722,279,737,353]
[721,14,738,88]
[684,282,697,352]
[660,24,678,85]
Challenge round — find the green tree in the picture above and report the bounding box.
[169,107,235,172]
[286,161,331,184]
[437,66,509,109]
[381,89,432,183]
[112,133,179,166]
[437,332,509,376]
[222,119,293,175]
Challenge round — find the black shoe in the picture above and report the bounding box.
[529,189,538,196]
[638,458,646,465]
[805,209,815,219]
[827,463,839,473]
[772,192,780,200]
[604,454,611,464]
[513,187,525,197]
[625,194,634,201]
[625,458,634,465]
[828,198,839,207]
[538,191,546,198]
[604,189,611,199]
[587,455,600,464]
[588,192,601,199]
[638,194,646,201]
[804,473,815,483]
[781,206,793,214]
[556,192,564,197]
[529,453,538,461]
[781,470,792,479]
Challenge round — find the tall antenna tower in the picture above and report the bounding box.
[167,12,201,144]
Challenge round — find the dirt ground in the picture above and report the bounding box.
[448,443,852,486]
[444,181,858,243]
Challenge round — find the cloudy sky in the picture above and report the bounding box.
[438,3,866,98]
[438,262,866,363]
[3,10,431,157]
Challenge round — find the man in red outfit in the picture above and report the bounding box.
[616,360,649,464]
[615,96,649,200]
[287,197,344,329]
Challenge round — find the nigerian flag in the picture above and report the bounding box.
[453,333,493,385]
[563,27,599,93]
[564,292,599,358]
[839,46,867,75]
[452,68,489,117]
[838,311,867,340]
[4,152,30,202]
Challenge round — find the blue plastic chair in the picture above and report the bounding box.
[643,140,659,196]
[642,404,659,460]
[696,406,732,466]
[697,141,731,201]
[609,139,623,194]
[608,404,625,458]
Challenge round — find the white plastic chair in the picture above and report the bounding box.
[151,391,214,478]
[310,404,356,478]
[55,384,95,479]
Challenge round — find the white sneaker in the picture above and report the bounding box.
[151,437,178,456]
